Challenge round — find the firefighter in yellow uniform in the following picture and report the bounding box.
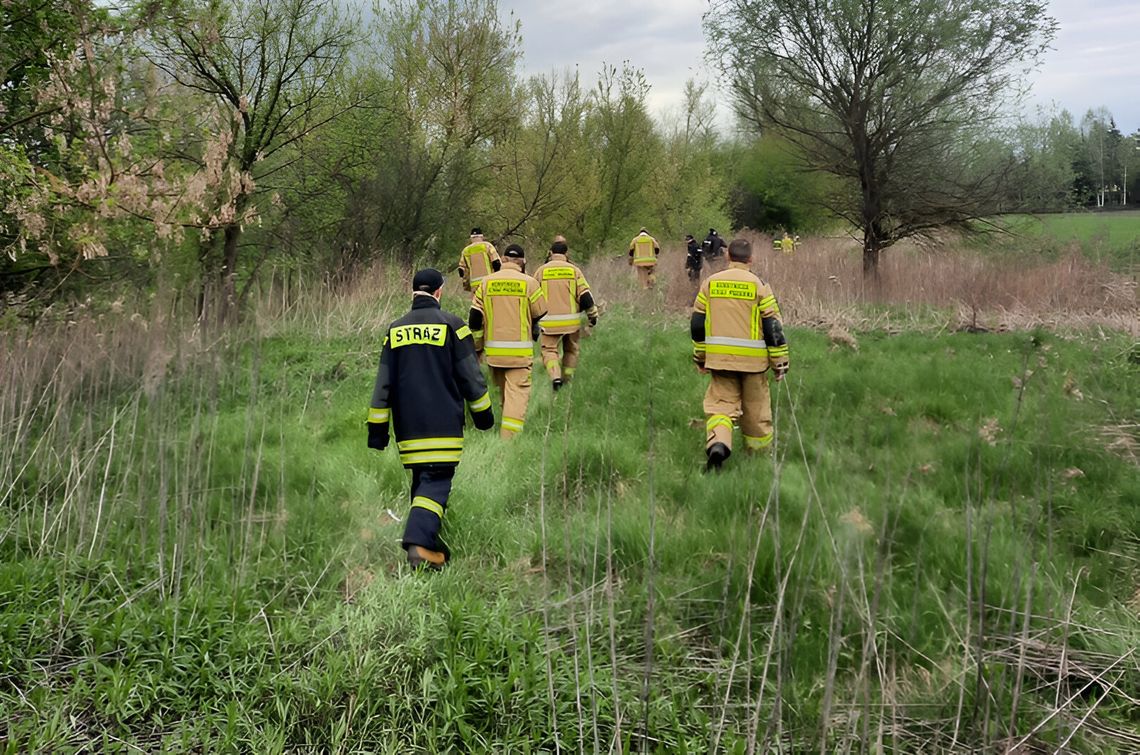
[691,238,789,470]
[469,244,547,438]
[628,228,660,289]
[533,236,599,390]
[458,227,501,292]
[773,230,798,255]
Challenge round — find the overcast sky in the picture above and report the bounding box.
[501,0,1140,132]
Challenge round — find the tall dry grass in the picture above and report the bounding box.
[583,233,1139,335]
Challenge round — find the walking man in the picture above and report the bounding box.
[628,227,660,288]
[691,239,789,470]
[458,227,501,292]
[470,244,547,438]
[368,269,495,569]
[533,236,599,390]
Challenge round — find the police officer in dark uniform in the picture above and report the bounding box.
[367,268,495,569]
[685,234,702,282]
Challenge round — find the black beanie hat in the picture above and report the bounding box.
[412,268,444,293]
[503,244,525,258]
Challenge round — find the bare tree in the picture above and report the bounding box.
[705,0,1056,280]
[148,0,360,324]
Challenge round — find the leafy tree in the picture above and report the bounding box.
[705,0,1056,279]
[587,63,661,246]
[727,134,836,233]
[147,0,361,323]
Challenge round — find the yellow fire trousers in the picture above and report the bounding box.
[703,370,773,452]
[539,331,581,381]
[490,365,532,439]
[635,265,656,289]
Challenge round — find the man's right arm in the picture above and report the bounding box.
[690,284,709,368]
[367,332,392,450]
[468,287,486,353]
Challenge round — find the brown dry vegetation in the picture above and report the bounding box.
[582,232,1138,336]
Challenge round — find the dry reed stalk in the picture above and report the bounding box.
[583,236,1138,335]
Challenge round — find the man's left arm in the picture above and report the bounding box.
[758,284,789,380]
[450,320,494,430]
[528,279,547,340]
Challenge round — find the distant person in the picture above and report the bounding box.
[691,238,789,471]
[628,227,660,288]
[457,227,501,292]
[533,236,599,390]
[367,269,495,569]
[685,234,702,282]
[470,244,547,438]
[701,228,728,272]
[773,230,798,255]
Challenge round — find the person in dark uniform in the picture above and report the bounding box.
[367,268,495,569]
[685,234,702,282]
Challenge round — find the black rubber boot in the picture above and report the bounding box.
[552,378,564,392]
[705,442,731,472]
[407,545,446,571]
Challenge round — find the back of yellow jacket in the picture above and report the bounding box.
[691,262,789,373]
[470,261,547,368]
[533,254,597,335]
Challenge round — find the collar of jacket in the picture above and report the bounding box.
[501,259,524,271]
[411,293,441,310]
[729,261,751,270]
[548,253,568,262]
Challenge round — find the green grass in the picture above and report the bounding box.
[988,211,1140,270]
[1,298,1138,751]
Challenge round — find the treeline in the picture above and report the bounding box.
[1,0,740,321]
[2,0,1134,319]
[1005,106,1140,212]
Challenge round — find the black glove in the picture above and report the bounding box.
[367,422,389,451]
[587,313,598,327]
[472,408,495,431]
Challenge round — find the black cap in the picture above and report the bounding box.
[504,244,525,258]
[709,228,717,236]
[470,227,483,236]
[412,268,444,293]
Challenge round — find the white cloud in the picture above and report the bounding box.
[503,0,1140,131]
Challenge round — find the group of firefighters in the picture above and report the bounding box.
[367,227,789,569]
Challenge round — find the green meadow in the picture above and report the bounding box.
[2,290,1137,752]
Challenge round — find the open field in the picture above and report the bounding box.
[983,212,1140,272]
[2,255,1137,751]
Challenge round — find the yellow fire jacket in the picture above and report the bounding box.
[532,253,597,335]
[628,232,660,267]
[469,260,547,368]
[690,262,789,373]
[459,239,501,289]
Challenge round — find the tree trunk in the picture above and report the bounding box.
[862,221,884,291]
[217,194,250,326]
